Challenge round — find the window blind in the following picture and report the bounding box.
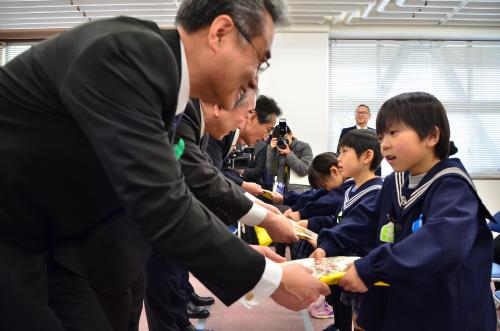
[328,40,500,177]
[0,43,32,65]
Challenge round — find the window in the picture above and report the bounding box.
[0,42,33,65]
[328,40,500,177]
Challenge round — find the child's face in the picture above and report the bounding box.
[338,146,364,179]
[379,123,439,175]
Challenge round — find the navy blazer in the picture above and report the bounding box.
[318,158,495,331]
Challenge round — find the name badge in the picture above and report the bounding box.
[380,222,395,243]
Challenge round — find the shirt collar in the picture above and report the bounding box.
[199,101,205,139]
[356,124,368,129]
[175,39,190,116]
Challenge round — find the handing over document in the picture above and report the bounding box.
[283,256,389,286]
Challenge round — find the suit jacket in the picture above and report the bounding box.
[174,99,253,224]
[337,125,376,150]
[0,17,264,310]
[242,141,268,185]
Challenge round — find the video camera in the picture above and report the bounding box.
[226,146,254,169]
[276,118,288,149]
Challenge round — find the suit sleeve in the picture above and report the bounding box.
[59,31,264,305]
[355,178,480,286]
[175,110,253,224]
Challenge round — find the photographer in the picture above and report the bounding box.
[267,123,313,192]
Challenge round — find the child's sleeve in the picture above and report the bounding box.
[355,178,481,286]
[317,191,380,257]
[298,189,344,219]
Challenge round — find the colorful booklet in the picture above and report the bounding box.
[261,189,274,200]
[288,220,318,241]
[283,256,389,286]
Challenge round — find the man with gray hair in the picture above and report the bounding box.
[0,1,328,330]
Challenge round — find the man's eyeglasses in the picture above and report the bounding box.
[234,23,270,73]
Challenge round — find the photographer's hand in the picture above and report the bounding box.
[270,138,278,149]
[277,144,291,156]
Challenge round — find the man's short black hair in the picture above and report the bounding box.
[308,152,338,188]
[176,0,288,38]
[357,104,370,112]
[339,129,382,171]
[376,92,450,160]
[255,95,281,124]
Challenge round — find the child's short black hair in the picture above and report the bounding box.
[376,92,450,160]
[308,152,338,189]
[338,129,382,171]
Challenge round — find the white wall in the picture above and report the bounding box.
[259,32,329,155]
[259,31,500,213]
[474,180,500,215]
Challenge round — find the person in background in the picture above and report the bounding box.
[312,92,495,331]
[267,124,313,192]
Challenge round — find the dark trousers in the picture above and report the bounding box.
[144,254,190,331]
[325,285,352,331]
[93,271,145,331]
[0,241,113,331]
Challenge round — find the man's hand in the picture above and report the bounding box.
[270,191,283,204]
[287,211,301,221]
[338,263,368,293]
[260,213,298,243]
[271,264,330,311]
[296,220,308,228]
[309,248,326,262]
[242,181,263,196]
[254,199,281,215]
[250,245,286,263]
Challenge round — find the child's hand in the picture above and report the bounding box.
[339,263,368,293]
[306,237,317,249]
[309,248,326,262]
[287,211,301,221]
[283,208,293,218]
[296,220,308,228]
[271,192,284,204]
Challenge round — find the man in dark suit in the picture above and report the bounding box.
[145,91,295,331]
[338,104,381,176]
[0,1,329,330]
[338,104,374,149]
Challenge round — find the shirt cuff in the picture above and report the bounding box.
[244,191,257,202]
[239,258,282,308]
[239,200,267,226]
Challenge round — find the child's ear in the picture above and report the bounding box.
[426,126,440,148]
[330,165,340,177]
[362,149,374,165]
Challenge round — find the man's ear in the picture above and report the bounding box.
[426,126,440,148]
[207,15,236,53]
[213,104,222,118]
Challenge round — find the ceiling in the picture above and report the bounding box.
[0,0,499,32]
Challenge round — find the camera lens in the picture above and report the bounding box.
[277,138,286,149]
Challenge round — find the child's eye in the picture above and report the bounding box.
[390,130,398,135]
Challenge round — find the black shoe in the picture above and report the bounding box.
[186,324,213,331]
[190,292,215,306]
[187,301,210,319]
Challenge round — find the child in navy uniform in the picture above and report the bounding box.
[309,129,383,330]
[313,92,495,331]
